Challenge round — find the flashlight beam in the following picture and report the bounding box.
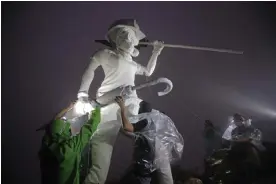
[139,42,244,55]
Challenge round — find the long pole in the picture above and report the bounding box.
[139,42,244,55]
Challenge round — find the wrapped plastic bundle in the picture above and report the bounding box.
[231,126,262,142]
[128,109,184,167]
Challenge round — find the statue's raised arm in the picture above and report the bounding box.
[136,40,164,76]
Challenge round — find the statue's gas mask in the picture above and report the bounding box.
[115,27,140,57]
[106,19,146,58]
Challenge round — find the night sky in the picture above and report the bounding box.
[2,2,276,184]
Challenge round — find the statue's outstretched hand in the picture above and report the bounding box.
[153,40,164,54]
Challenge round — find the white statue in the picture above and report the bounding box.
[77,19,164,184]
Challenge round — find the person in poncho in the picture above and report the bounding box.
[115,96,180,184]
[38,103,101,184]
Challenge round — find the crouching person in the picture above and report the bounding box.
[38,103,101,184]
[115,96,175,184]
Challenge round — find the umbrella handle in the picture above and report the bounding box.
[132,77,173,96]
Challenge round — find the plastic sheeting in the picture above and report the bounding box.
[223,121,262,142]
[231,126,262,142]
[222,118,265,151]
[128,109,184,167]
[231,125,265,151]
[222,118,259,141]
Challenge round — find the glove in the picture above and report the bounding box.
[77,92,89,102]
[152,40,164,55]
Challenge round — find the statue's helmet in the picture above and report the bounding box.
[106,19,146,45]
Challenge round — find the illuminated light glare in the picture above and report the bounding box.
[74,101,94,115]
[204,83,276,120]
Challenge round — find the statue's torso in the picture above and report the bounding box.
[97,49,139,94]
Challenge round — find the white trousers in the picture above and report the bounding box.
[84,96,141,184]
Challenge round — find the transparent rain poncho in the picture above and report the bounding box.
[128,109,184,169]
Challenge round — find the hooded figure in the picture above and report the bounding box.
[77,19,165,184]
[38,105,101,184]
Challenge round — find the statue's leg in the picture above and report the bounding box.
[84,97,141,184]
[154,140,174,184]
[124,93,142,117]
[155,161,173,184]
[84,103,121,184]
